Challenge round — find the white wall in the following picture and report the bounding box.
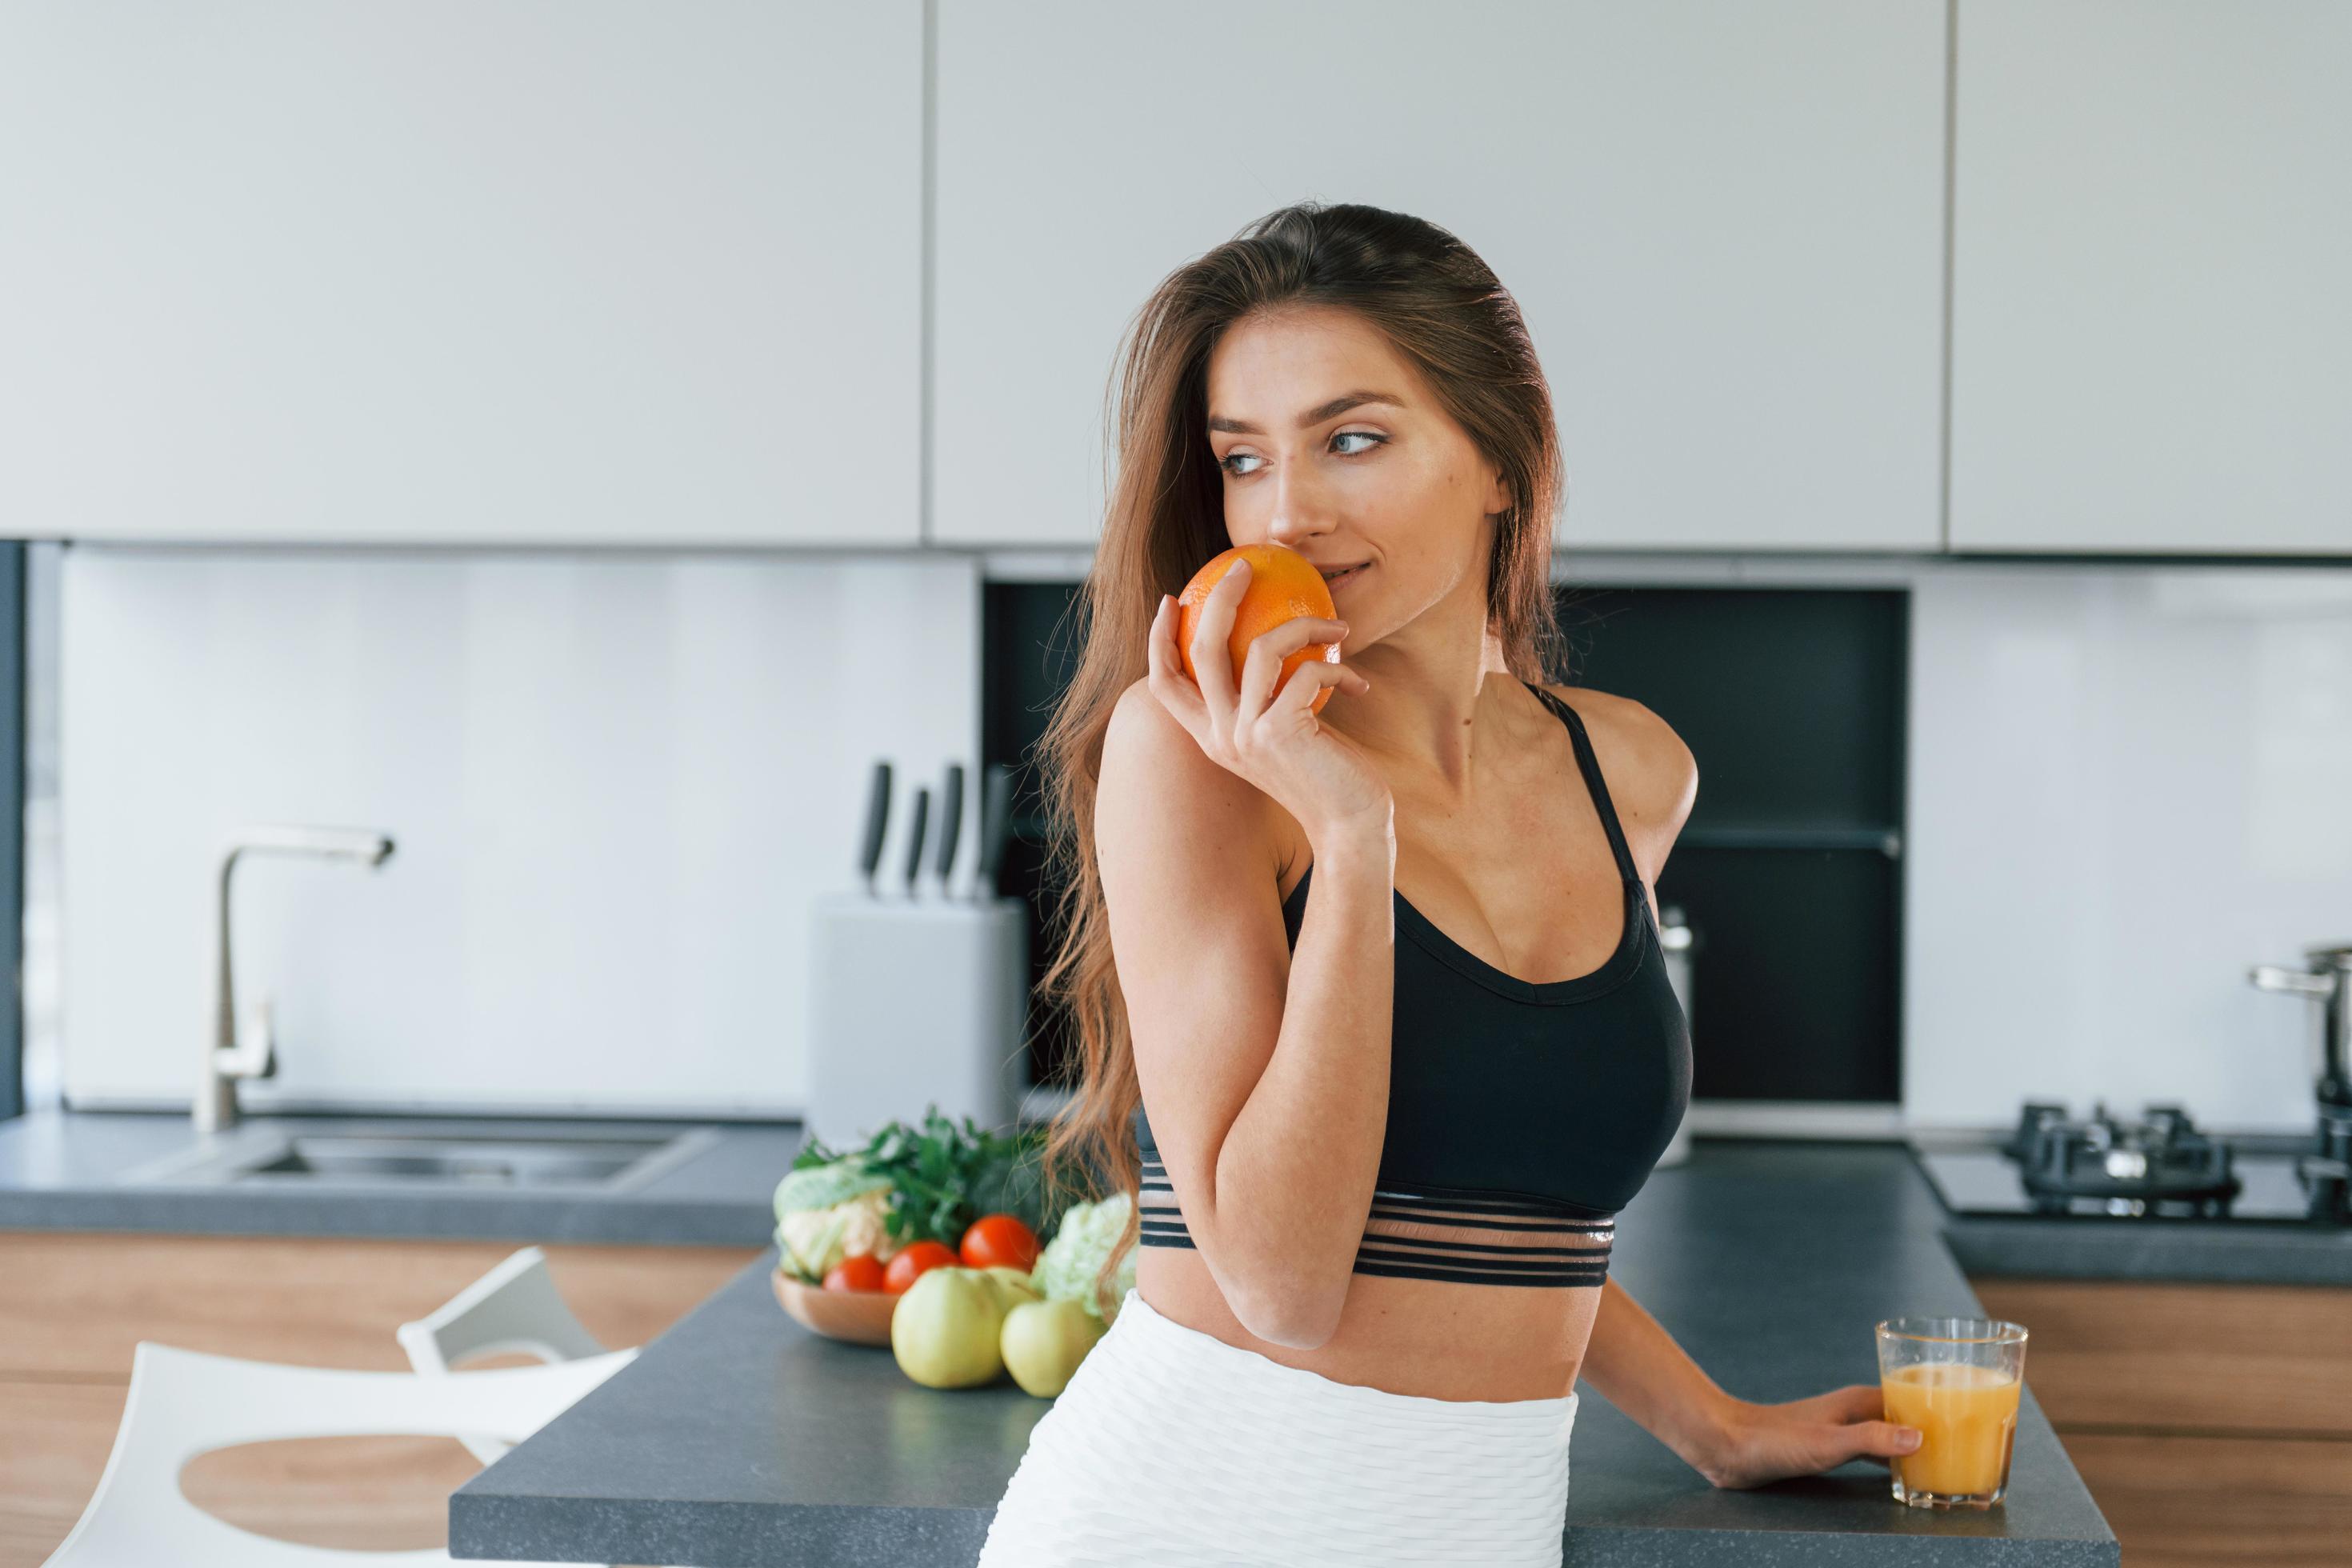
[1904,565,2352,1134]
[58,546,980,1115]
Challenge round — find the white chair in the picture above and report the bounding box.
[400,1249,654,1568]
[43,1341,632,1566]
[397,1247,624,1464]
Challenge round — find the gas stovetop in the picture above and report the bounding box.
[1910,1101,2352,1227]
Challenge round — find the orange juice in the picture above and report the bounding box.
[1882,1362,2021,1497]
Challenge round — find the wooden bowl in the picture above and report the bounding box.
[773,1269,899,1346]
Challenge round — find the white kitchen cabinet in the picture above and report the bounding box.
[0,2,922,546]
[933,0,1946,553]
[1950,1,2352,556]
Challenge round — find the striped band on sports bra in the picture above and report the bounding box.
[1137,1153,1616,1289]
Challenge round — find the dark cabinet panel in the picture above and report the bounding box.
[1555,585,1908,826]
[1554,584,1909,1105]
[1661,846,1902,1102]
[984,579,1909,1106]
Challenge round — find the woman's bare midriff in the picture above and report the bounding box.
[1135,1249,1602,1403]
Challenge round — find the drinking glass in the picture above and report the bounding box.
[1874,1315,2028,1508]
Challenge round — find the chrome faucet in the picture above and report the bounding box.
[2251,940,2352,1118]
[198,825,397,1134]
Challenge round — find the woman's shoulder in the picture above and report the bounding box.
[1531,681,1698,864]
[1531,681,1686,762]
[1105,674,1297,874]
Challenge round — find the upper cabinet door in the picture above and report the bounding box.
[1951,2,2352,556]
[0,2,922,546]
[934,1,1946,552]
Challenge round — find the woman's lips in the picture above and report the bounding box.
[1322,562,1370,591]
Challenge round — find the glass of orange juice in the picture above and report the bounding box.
[1874,1315,2028,1508]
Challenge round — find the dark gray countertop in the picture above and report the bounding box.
[0,1108,794,1246]
[447,1141,2130,1567]
[1916,1128,2352,1287]
[1944,1211,2352,1286]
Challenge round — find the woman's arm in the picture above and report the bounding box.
[1577,1278,1742,1474]
[1578,1278,1926,1488]
[1100,681,1396,1352]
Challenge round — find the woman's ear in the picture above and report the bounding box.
[1485,466,1514,522]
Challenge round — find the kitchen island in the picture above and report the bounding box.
[450,1140,2124,1566]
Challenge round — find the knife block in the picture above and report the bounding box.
[805,892,1031,1146]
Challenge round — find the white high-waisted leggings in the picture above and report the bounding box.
[975,1286,1578,1567]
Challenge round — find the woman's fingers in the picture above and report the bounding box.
[1822,1384,1920,1467]
[1707,1388,1922,1487]
[1853,1420,1925,1466]
[1828,1383,1887,1421]
[1145,591,1208,738]
[1235,614,1350,722]
[1262,654,1358,724]
[1186,558,1253,730]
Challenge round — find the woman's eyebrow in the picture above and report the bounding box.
[1206,390,1405,435]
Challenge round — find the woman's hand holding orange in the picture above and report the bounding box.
[1146,556,1391,844]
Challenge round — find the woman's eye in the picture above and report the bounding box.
[1217,431,1385,477]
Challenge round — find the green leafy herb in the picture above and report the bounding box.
[792,1105,1048,1251]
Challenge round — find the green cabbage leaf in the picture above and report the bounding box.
[1030,1190,1137,1322]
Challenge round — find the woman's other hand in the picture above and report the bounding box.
[1694,1385,1922,1490]
[1146,558,1390,844]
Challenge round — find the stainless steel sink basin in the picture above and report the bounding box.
[117,1126,724,1191]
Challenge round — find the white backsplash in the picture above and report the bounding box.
[49,545,2352,1134]
[1904,564,2352,1134]
[58,546,981,1115]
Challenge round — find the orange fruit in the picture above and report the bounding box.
[1174,543,1342,714]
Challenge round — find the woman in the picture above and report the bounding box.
[977,202,1922,1568]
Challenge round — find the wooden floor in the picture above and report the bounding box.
[0,1233,760,1566]
[1971,1277,2352,1568]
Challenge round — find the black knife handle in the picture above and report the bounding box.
[934,763,965,886]
[902,786,930,897]
[858,761,892,891]
[974,763,1014,900]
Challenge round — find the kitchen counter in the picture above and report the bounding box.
[448,1140,2124,1566]
[1944,1211,2352,1286]
[1918,1127,2352,1288]
[0,1107,796,1245]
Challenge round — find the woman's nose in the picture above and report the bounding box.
[1266,462,1336,543]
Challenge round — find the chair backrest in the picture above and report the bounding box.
[397,1246,618,1465]
[44,1342,632,1566]
[397,1246,607,1374]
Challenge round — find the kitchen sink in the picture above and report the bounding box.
[117,1126,724,1191]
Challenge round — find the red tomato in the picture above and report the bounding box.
[822,1254,887,1293]
[959,1213,1040,1273]
[882,1240,959,1294]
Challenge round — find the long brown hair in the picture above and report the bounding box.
[1024,200,1568,1316]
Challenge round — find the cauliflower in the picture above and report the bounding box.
[1031,1190,1138,1322]
[774,1157,902,1282]
[778,1187,904,1281]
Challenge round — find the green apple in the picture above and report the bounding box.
[1000,1297,1107,1398]
[892,1266,1009,1389]
[982,1265,1043,1309]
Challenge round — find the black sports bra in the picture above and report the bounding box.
[1134,679,1693,1289]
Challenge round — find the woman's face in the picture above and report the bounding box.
[1203,303,1510,648]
